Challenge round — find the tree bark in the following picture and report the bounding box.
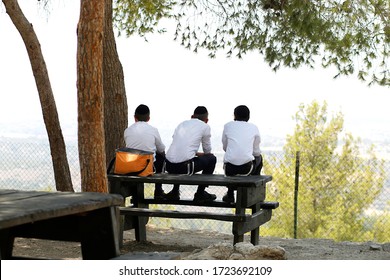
[103,0,128,167]
[3,0,74,192]
[77,0,107,193]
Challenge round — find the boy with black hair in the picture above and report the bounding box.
[124,104,166,199]
[222,105,263,203]
[165,106,217,203]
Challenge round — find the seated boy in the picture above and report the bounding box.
[222,105,263,203]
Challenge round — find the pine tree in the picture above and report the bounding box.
[263,101,386,242]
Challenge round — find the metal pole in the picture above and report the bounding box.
[294,151,300,239]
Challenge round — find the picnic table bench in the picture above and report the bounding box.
[0,189,122,260]
[108,173,278,246]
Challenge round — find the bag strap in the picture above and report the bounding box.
[107,157,116,174]
[123,158,151,176]
[108,157,152,176]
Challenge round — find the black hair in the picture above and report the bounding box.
[192,106,208,121]
[234,105,250,121]
[134,104,150,121]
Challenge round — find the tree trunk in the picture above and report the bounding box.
[3,0,74,192]
[103,0,128,167]
[77,0,107,193]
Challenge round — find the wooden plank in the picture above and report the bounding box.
[0,190,49,203]
[108,173,272,188]
[142,199,279,210]
[120,207,250,222]
[242,184,266,207]
[0,190,18,195]
[233,209,272,236]
[260,201,279,209]
[0,190,123,229]
[142,198,236,208]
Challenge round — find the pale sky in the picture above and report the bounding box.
[1,0,389,147]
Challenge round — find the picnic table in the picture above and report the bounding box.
[0,189,122,260]
[108,173,278,246]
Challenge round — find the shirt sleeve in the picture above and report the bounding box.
[222,126,227,152]
[253,128,261,156]
[201,125,212,154]
[155,134,165,154]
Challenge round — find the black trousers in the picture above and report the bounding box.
[154,152,165,189]
[224,155,263,194]
[224,155,263,176]
[165,154,217,192]
[154,152,165,173]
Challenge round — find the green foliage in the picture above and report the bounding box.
[113,0,176,38]
[262,101,387,242]
[174,0,389,86]
[114,0,389,86]
[371,209,390,243]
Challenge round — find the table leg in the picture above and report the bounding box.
[79,206,120,260]
[134,219,147,241]
[133,183,148,242]
[233,234,244,244]
[0,229,15,259]
[250,203,261,245]
[234,186,245,244]
[109,180,126,247]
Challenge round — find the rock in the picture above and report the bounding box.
[246,245,286,260]
[369,244,382,251]
[382,243,390,251]
[235,242,257,255]
[180,242,287,260]
[229,253,245,260]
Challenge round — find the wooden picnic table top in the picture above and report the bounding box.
[0,189,123,230]
[107,173,272,187]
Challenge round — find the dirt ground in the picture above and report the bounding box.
[12,225,390,260]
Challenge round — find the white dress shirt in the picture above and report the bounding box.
[166,118,212,163]
[124,121,165,154]
[222,120,261,165]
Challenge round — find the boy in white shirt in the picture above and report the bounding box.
[222,105,263,203]
[165,106,217,203]
[124,104,166,199]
